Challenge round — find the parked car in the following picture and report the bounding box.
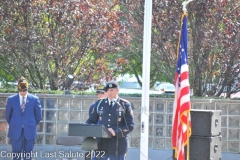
[118,81,162,95]
[4,81,18,88]
[116,74,163,95]
[154,82,175,95]
[71,81,90,90]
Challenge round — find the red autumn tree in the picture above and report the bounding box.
[0,0,133,90]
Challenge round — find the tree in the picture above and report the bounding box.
[119,0,239,97]
[188,0,240,97]
[0,0,132,90]
[117,0,176,88]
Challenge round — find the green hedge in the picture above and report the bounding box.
[0,88,239,100]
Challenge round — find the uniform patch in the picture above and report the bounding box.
[130,109,134,116]
[123,129,128,132]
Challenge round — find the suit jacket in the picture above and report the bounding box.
[86,97,134,155]
[5,93,42,140]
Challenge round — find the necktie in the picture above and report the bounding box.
[21,97,25,112]
[109,101,113,110]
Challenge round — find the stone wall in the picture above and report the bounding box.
[0,93,239,153]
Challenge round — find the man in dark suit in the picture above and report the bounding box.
[5,77,42,160]
[86,80,134,160]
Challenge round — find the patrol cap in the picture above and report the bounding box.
[105,80,118,91]
[96,85,105,93]
[17,77,28,90]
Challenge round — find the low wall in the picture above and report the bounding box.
[0,93,239,153]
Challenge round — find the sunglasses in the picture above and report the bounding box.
[19,89,28,92]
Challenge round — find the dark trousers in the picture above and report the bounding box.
[11,129,35,160]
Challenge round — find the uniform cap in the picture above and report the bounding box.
[105,80,118,91]
[96,85,105,93]
[18,77,28,90]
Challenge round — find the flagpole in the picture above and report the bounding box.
[172,1,193,160]
[140,0,152,160]
[183,1,193,160]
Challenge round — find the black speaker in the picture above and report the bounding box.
[190,109,221,136]
[190,135,222,160]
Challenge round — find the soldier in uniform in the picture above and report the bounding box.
[88,85,106,160]
[89,85,106,117]
[86,80,134,160]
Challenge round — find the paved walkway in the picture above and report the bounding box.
[0,145,239,160]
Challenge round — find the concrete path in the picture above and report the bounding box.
[0,145,240,160]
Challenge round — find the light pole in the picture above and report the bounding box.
[65,75,74,94]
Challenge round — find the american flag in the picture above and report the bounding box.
[172,14,191,160]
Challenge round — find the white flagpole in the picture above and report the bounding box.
[140,0,152,160]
